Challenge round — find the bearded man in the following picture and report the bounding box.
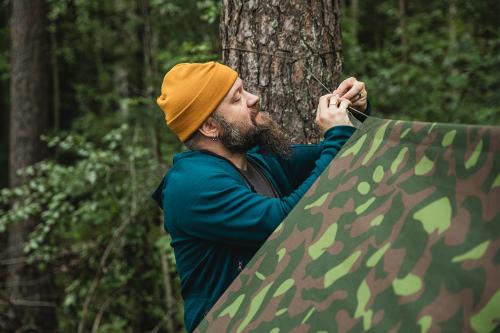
[152,61,369,332]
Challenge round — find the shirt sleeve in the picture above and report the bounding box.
[276,101,372,187]
[166,125,356,246]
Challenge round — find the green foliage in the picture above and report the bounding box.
[0,0,220,326]
[197,0,221,24]
[0,124,182,331]
[2,0,217,329]
[45,0,220,120]
[341,1,500,125]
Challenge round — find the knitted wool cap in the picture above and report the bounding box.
[156,62,238,142]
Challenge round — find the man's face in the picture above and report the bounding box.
[211,78,292,158]
[214,78,262,129]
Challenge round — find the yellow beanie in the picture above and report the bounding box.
[157,61,238,142]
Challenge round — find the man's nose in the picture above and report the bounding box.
[246,92,260,107]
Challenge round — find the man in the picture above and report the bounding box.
[152,61,369,332]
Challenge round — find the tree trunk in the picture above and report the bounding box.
[139,0,158,100]
[351,0,359,44]
[220,0,343,143]
[141,0,179,330]
[50,28,60,131]
[7,0,56,331]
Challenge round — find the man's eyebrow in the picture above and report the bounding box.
[231,81,243,97]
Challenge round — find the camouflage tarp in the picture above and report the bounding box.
[196,117,500,333]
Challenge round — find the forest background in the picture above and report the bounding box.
[0,0,499,332]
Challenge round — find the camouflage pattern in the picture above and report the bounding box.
[196,117,500,333]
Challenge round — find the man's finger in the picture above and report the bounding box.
[329,94,340,107]
[334,77,356,97]
[341,82,364,100]
[319,93,333,109]
[339,98,351,111]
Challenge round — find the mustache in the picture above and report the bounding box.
[250,103,261,116]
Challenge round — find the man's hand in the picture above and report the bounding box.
[332,77,367,112]
[315,94,353,136]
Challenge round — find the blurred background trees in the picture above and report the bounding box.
[341,0,500,124]
[0,0,498,332]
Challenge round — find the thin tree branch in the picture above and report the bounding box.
[77,125,140,333]
[76,212,135,333]
[90,292,117,333]
[9,299,56,308]
[148,315,167,333]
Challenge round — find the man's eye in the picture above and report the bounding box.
[233,97,241,103]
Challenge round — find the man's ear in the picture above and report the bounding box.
[198,117,219,138]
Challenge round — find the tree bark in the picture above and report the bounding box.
[50,28,60,131]
[220,0,343,143]
[7,0,56,331]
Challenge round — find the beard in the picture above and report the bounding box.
[211,107,292,159]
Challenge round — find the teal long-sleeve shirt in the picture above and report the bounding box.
[152,125,356,332]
